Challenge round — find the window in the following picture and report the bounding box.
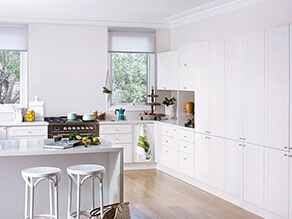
[0,25,28,107]
[108,29,155,108]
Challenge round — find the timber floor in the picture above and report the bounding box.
[124,169,262,219]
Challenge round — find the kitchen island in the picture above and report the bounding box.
[0,138,123,218]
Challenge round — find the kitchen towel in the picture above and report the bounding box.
[136,124,152,160]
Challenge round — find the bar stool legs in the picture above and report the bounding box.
[67,164,105,219]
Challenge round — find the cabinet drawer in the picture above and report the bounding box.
[178,129,195,143]
[161,135,176,148]
[178,151,194,177]
[100,125,132,134]
[100,134,132,144]
[178,140,194,155]
[161,125,177,137]
[11,126,47,137]
[161,146,176,170]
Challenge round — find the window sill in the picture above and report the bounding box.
[107,105,151,112]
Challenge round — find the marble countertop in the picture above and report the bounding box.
[0,138,122,157]
[0,121,49,127]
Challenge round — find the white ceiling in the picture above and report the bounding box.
[0,0,265,28]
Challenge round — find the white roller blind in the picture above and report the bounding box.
[0,25,28,51]
[108,29,155,53]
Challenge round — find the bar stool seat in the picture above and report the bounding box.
[22,166,61,219]
[67,164,105,219]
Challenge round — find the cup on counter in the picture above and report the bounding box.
[53,135,62,142]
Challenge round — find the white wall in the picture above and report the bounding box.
[28,24,107,116]
[171,0,292,49]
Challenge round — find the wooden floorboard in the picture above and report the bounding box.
[124,169,262,219]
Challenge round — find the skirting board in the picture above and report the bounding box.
[124,162,156,171]
[156,164,284,219]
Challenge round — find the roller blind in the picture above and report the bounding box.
[108,28,155,53]
[0,25,28,51]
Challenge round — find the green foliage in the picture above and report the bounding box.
[0,51,21,104]
[162,97,176,106]
[103,87,112,94]
[111,53,147,104]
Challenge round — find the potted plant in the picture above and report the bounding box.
[162,97,176,119]
[103,87,112,103]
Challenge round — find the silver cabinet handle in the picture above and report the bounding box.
[173,129,176,131]
[284,154,288,156]
[284,146,288,149]
[239,144,242,146]
[184,146,187,148]
[289,155,292,157]
[166,151,168,153]
[166,140,168,143]
[242,138,246,140]
[163,87,167,89]
[29,131,32,134]
[3,127,6,130]
[184,87,187,89]
[184,64,187,67]
[184,158,187,160]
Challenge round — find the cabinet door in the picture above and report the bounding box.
[209,136,225,190]
[225,35,244,141]
[178,151,194,177]
[178,44,195,90]
[225,139,243,198]
[243,143,264,207]
[120,143,132,163]
[194,42,209,134]
[194,133,209,183]
[161,146,176,170]
[244,31,265,146]
[0,127,6,139]
[209,39,225,137]
[157,51,178,90]
[264,148,288,218]
[265,26,289,151]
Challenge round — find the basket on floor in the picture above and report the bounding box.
[90,202,131,219]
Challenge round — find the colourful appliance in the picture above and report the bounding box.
[115,107,126,121]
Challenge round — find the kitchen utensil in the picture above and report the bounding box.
[67,112,77,120]
[82,113,95,121]
[115,107,126,121]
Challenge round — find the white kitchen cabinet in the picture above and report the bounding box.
[7,126,48,139]
[161,145,176,170]
[225,35,244,141]
[243,143,264,208]
[244,31,265,146]
[225,139,243,198]
[0,127,7,139]
[264,147,289,218]
[178,151,194,177]
[209,39,225,137]
[194,41,209,134]
[119,143,132,163]
[194,133,209,183]
[157,51,178,90]
[178,44,195,90]
[209,136,225,190]
[265,26,289,151]
[289,152,292,219]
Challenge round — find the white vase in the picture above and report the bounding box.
[165,105,174,119]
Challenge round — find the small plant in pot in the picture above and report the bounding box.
[102,87,112,94]
[163,97,176,119]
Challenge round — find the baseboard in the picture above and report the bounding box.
[156,164,284,219]
[124,162,156,171]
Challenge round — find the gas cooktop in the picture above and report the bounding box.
[45,116,96,123]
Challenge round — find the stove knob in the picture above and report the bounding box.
[72,127,76,130]
[90,127,93,130]
[68,127,72,130]
[77,127,80,130]
[63,127,67,130]
[85,127,89,130]
[81,127,85,130]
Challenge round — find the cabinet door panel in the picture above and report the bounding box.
[209,136,225,190]
[265,26,289,150]
[225,139,243,198]
[157,51,177,90]
[178,44,195,90]
[264,148,288,218]
[225,35,244,141]
[195,133,209,183]
[209,39,225,137]
[244,31,265,146]
[0,127,6,140]
[178,151,194,177]
[243,143,264,207]
[194,42,209,133]
[120,143,132,163]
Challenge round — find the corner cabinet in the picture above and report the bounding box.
[157,51,178,90]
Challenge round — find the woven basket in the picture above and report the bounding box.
[90,202,131,219]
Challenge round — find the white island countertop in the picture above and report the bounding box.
[0,138,122,157]
[0,121,49,127]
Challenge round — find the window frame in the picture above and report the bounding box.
[107,52,155,112]
[0,51,28,112]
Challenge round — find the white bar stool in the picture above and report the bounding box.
[21,166,61,219]
[67,164,105,219]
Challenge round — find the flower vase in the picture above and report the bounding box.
[165,105,174,119]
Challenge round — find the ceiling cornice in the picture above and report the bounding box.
[166,0,266,28]
[0,15,170,29]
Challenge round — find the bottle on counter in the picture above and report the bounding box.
[26,109,35,122]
